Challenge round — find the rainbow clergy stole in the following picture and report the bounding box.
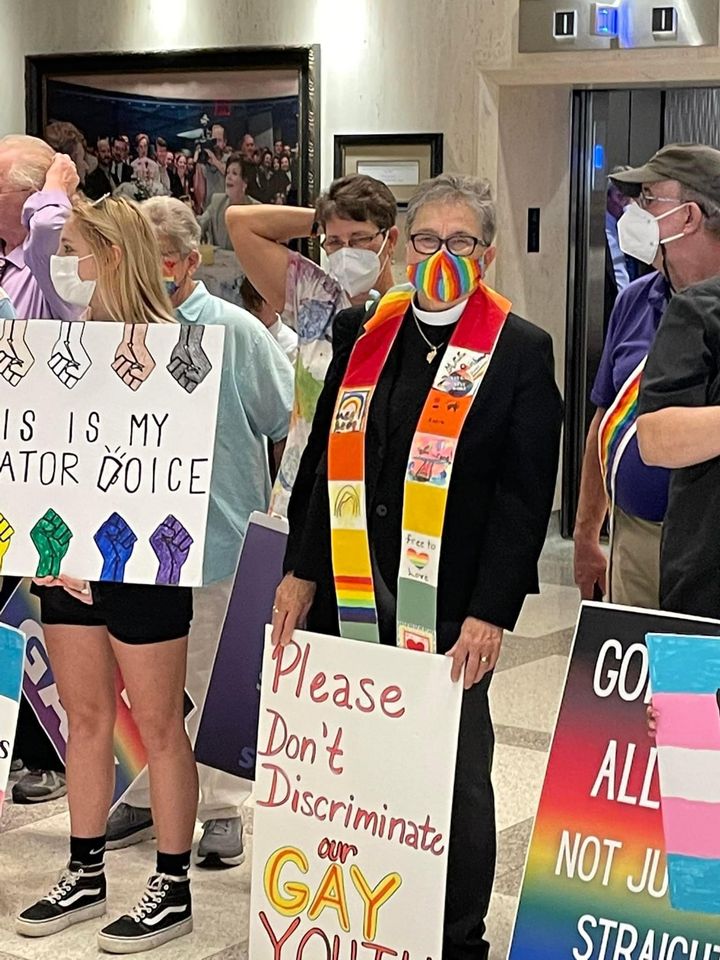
[598,357,647,502]
[328,283,510,652]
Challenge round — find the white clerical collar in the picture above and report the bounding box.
[412,297,468,327]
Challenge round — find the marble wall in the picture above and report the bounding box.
[6,0,720,422]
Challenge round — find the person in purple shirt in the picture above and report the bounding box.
[0,136,80,809]
[0,136,81,321]
[573,269,670,608]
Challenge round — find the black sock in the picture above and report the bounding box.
[70,835,106,869]
[156,851,191,879]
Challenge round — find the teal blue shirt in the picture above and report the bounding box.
[176,282,294,583]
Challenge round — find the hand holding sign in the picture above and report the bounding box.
[0,320,34,386]
[94,512,137,581]
[0,512,14,570]
[112,324,156,391]
[167,326,212,394]
[150,515,193,585]
[30,509,73,578]
[48,322,92,390]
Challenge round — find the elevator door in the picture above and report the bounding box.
[561,89,664,537]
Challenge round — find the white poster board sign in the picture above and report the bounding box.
[250,628,463,958]
[0,319,223,586]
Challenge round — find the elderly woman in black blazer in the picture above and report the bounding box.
[272,173,563,960]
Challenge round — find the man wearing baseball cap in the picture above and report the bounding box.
[633,143,720,617]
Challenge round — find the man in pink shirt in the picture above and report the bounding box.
[0,136,80,320]
[0,135,80,806]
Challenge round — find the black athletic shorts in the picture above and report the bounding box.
[30,582,193,645]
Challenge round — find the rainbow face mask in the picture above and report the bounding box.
[406,249,483,304]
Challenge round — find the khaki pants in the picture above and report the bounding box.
[609,506,662,609]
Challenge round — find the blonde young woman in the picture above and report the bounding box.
[16,197,198,955]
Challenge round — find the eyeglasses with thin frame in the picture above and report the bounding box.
[321,230,385,254]
[410,232,482,257]
[636,190,683,210]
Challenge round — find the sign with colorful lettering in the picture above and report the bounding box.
[249,628,462,957]
[509,602,720,960]
[0,621,24,812]
[0,319,223,585]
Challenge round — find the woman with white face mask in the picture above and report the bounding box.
[17,196,198,955]
[270,174,563,960]
[226,174,400,517]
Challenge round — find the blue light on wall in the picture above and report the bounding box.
[594,144,605,170]
[592,3,620,37]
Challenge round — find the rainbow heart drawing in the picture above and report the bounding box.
[407,547,430,569]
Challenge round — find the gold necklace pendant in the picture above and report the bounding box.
[426,347,438,364]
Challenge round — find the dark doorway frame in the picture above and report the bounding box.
[25,45,321,213]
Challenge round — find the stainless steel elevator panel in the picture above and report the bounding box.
[519,0,719,52]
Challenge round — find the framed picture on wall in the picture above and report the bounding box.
[25,46,321,296]
[333,133,443,207]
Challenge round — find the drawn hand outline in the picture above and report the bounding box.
[0,512,14,570]
[149,515,194,585]
[48,321,91,389]
[112,324,156,391]
[0,320,35,386]
[94,512,137,581]
[167,325,212,394]
[30,509,73,578]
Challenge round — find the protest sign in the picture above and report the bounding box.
[1,580,192,808]
[647,632,720,916]
[249,628,462,958]
[0,621,25,812]
[509,602,720,960]
[0,319,223,585]
[194,511,288,779]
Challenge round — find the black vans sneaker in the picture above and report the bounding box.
[16,862,106,937]
[97,874,192,954]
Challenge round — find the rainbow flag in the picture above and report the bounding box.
[509,603,720,960]
[598,357,647,495]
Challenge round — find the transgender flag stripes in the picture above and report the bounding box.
[0,623,25,812]
[648,633,720,914]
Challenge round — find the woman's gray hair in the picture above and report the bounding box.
[142,196,201,256]
[405,174,497,247]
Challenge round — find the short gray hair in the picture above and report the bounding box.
[679,183,720,241]
[0,135,54,191]
[142,196,201,256]
[405,173,496,247]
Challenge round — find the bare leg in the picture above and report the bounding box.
[111,635,198,853]
[44,625,116,837]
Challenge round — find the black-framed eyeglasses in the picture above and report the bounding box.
[321,230,385,254]
[410,232,482,257]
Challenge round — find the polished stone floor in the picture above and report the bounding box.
[0,521,579,960]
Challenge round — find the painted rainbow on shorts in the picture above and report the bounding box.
[408,252,482,302]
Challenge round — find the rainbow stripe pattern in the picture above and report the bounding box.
[509,604,720,960]
[598,357,647,496]
[328,283,509,650]
[111,671,149,803]
[329,288,412,643]
[407,250,483,304]
[648,633,720,914]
